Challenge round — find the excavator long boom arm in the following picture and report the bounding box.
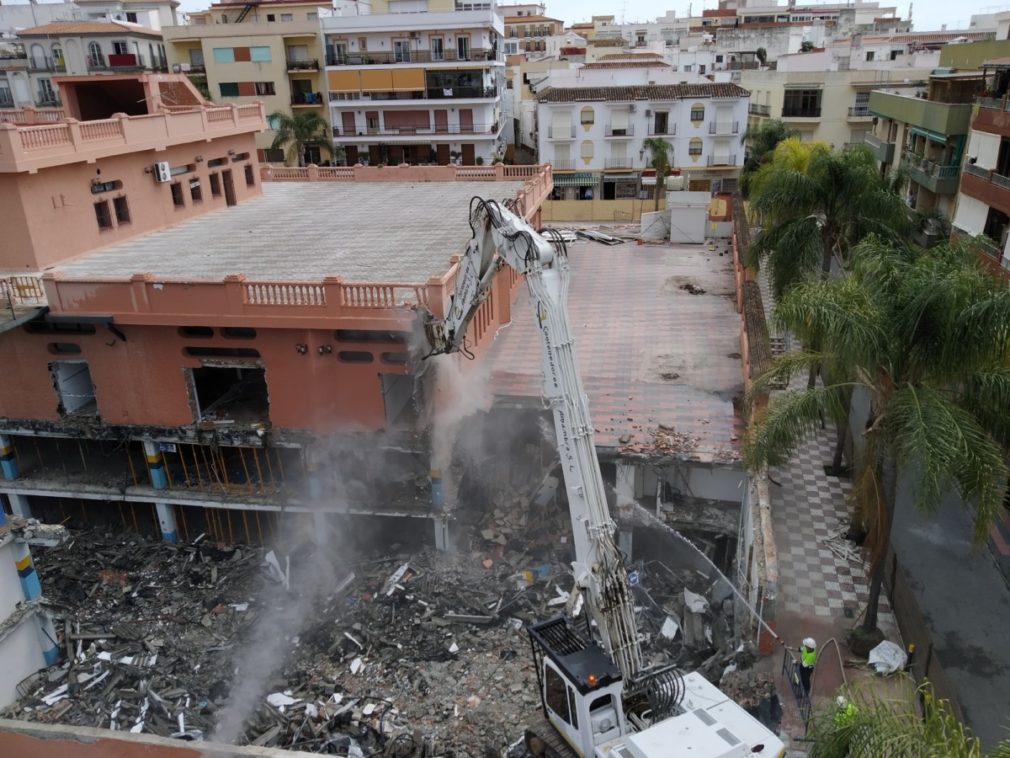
[423,198,642,679]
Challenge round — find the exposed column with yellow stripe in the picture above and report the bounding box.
[143,440,178,543]
[0,434,19,481]
[12,541,58,665]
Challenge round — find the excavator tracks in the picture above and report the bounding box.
[524,717,580,758]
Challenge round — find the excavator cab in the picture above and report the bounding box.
[527,617,629,758]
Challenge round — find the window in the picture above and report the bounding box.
[359,37,368,51]
[580,139,594,159]
[280,12,293,20]
[88,41,102,65]
[51,44,63,64]
[431,36,444,61]
[545,667,572,725]
[91,179,122,194]
[307,11,318,20]
[210,173,222,196]
[865,50,875,61]
[689,137,703,156]
[189,48,204,66]
[890,49,900,60]
[208,157,228,167]
[245,164,255,186]
[51,361,97,416]
[580,106,594,125]
[170,182,184,207]
[113,196,130,224]
[94,200,112,230]
[232,152,251,161]
[266,13,275,21]
[255,81,275,95]
[190,179,202,203]
[219,82,239,97]
[715,54,724,63]
[250,46,271,62]
[690,103,705,121]
[213,47,235,63]
[267,114,281,130]
[457,35,470,60]
[782,88,821,117]
[125,11,137,22]
[113,41,129,55]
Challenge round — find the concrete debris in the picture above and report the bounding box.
[575,229,622,245]
[719,670,782,733]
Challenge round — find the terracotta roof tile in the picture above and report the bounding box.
[19,21,163,37]
[537,83,750,102]
[589,38,626,47]
[583,61,671,69]
[600,52,665,60]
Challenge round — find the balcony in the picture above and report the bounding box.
[868,91,971,136]
[847,105,872,119]
[708,120,739,135]
[547,125,575,140]
[604,158,634,169]
[291,92,324,107]
[0,96,14,109]
[35,94,61,108]
[960,164,1010,219]
[328,87,498,102]
[647,123,676,136]
[550,159,577,170]
[864,132,895,163]
[0,104,266,174]
[748,103,770,116]
[900,150,960,194]
[604,124,635,138]
[707,154,738,166]
[326,49,499,66]
[28,56,66,73]
[331,121,501,138]
[781,107,821,120]
[971,96,1010,137]
[287,58,319,72]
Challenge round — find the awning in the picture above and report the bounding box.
[602,173,638,180]
[909,126,948,144]
[391,68,425,91]
[360,69,393,91]
[328,70,359,92]
[553,172,599,187]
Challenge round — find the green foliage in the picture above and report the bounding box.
[756,47,767,64]
[642,137,672,211]
[808,681,1010,758]
[747,143,910,298]
[741,119,798,197]
[801,40,815,52]
[746,237,1010,629]
[268,110,331,166]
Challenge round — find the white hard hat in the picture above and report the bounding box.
[836,696,847,707]
[803,637,816,649]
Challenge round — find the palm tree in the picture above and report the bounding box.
[808,681,1010,757]
[746,237,1010,640]
[642,137,672,211]
[740,119,797,197]
[747,141,910,298]
[268,111,331,167]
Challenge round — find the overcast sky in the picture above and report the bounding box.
[168,0,1002,34]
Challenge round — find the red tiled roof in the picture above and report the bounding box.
[600,52,664,59]
[589,38,626,47]
[19,21,163,37]
[537,83,750,102]
[583,61,671,69]
[861,30,993,44]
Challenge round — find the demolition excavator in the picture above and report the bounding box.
[422,198,785,758]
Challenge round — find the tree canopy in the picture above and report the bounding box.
[268,111,331,166]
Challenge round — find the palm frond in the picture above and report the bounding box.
[745,350,830,404]
[745,384,851,469]
[885,385,1008,541]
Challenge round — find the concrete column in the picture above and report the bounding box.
[36,613,59,665]
[0,434,19,481]
[154,502,178,543]
[142,440,168,490]
[7,493,32,519]
[618,528,633,561]
[433,515,451,552]
[312,511,328,547]
[430,468,445,510]
[12,541,59,665]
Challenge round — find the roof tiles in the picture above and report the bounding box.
[537,82,750,103]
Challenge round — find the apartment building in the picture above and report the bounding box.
[741,63,934,151]
[0,21,167,110]
[322,0,506,166]
[164,0,330,164]
[953,59,1010,272]
[502,13,563,55]
[73,0,179,29]
[536,81,749,196]
[867,73,979,237]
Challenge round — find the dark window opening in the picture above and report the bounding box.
[91,179,123,194]
[51,361,97,416]
[190,180,203,203]
[184,346,260,358]
[26,322,97,335]
[545,667,572,725]
[782,88,822,118]
[178,326,214,338]
[209,173,222,196]
[171,182,184,207]
[219,82,239,97]
[335,329,410,343]
[244,164,255,187]
[222,326,257,339]
[94,200,112,229]
[208,157,229,167]
[191,366,269,423]
[231,152,251,162]
[48,343,81,354]
[984,207,1010,250]
[113,196,130,224]
[338,351,374,363]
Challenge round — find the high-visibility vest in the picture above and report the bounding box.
[801,646,817,668]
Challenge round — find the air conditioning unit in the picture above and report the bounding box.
[153,161,171,182]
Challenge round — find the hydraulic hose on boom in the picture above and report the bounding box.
[422,198,642,680]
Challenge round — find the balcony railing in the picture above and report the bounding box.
[28,56,65,72]
[901,149,959,179]
[707,154,737,166]
[604,124,635,137]
[291,92,324,106]
[708,121,739,135]
[36,94,61,108]
[550,159,577,170]
[326,48,499,66]
[604,158,634,168]
[782,108,821,118]
[332,121,500,137]
[848,105,871,117]
[748,103,770,116]
[647,123,676,135]
[329,87,498,101]
[975,95,1010,112]
[287,58,319,71]
[0,97,14,109]
[547,125,575,139]
[963,162,990,180]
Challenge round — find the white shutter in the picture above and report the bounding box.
[610,108,629,129]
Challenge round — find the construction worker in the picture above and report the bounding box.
[833,696,857,728]
[799,638,817,693]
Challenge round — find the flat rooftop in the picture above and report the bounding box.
[52,181,524,283]
[485,240,744,464]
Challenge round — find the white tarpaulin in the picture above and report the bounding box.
[868,640,907,674]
